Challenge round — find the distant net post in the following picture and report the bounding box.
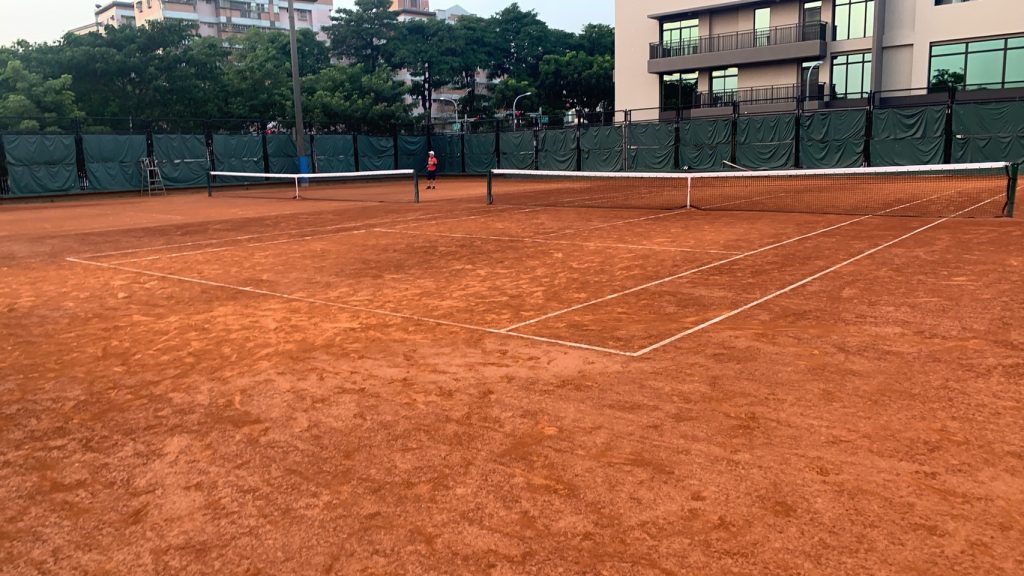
[486,171,494,205]
[1007,163,1019,218]
[414,172,420,204]
[207,171,213,197]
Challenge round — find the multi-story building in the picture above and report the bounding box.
[390,0,472,23]
[70,2,137,35]
[71,0,334,40]
[616,0,1024,119]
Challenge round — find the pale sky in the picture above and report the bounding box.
[0,1,613,45]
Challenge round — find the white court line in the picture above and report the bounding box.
[76,205,505,259]
[384,207,543,229]
[500,190,961,333]
[106,229,376,264]
[64,257,635,357]
[536,209,692,238]
[375,228,742,255]
[632,193,1007,356]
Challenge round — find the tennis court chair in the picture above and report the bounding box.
[140,157,167,197]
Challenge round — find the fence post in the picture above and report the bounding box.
[495,118,502,170]
[943,87,956,164]
[864,93,874,167]
[623,109,631,172]
[392,127,400,170]
[353,133,360,173]
[730,103,739,166]
[260,120,270,176]
[74,118,86,191]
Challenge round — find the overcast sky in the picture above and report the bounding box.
[0,1,613,45]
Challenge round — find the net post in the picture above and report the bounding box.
[1007,163,1019,218]
[413,171,420,203]
[207,171,213,197]
[686,176,692,209]
[486,170,493,205]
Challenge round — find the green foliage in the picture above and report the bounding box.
[0,60,81,124]
[304,65,411,133]
[325,0,398,71]
[538,51,614,114]
[491,79,537,112]
[574,24,615,56]
[930,69,966,90]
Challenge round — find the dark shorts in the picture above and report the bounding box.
[427,171,437,181]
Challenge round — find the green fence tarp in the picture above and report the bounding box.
[870,107,946,167]
[398,135,429,172]
[153,134,209,188]
[357,135,395,171]
[799,109,866,169]
[433,133,463,174]
[538,129,578,171]
[500,131,535,170]
[627,123,675,171]
[213,134,264,183]
[1,134,78,196]
[952,102,1024,165]
[737,114,795,170]
[680,118,733,171]
[82,134,147,192]
[314,135,355,173]
[266,134,311,174]
[581,126,624,172]
[464,133,496,174]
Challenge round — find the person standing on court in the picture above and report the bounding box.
[426,151,438,190]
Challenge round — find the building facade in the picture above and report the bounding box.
[390,1,472,23]
[72,0,334,40]
[615,0,1024,119]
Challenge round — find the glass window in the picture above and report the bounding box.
[834,0,874,41]
[663,18,698,50]
[712,68,738,94]
[929,35,1024,90]
[661,72,698,111]
[832,52,871,98]
[966,50,1005,88]
[1005,49,1024,87]
[754,8,771,46]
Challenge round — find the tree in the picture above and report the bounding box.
[491,78,537,112]
[0,60,81,130]
[303,65,411,133]
[574,24,614,57]
[224,29,330,120]
[325,0,398,72]
[448,15,496,114]
[390,18,460,113]
[537,51,614,114]
[488,3,557,82]
[930,69,966,91]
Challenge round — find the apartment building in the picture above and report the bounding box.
[615,0,1024,119]
[70,2,137,35]
[72,0,334,40]
[390,0,472,23]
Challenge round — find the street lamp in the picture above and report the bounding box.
[436,96,459,124]
[512,92,533,130]
[95,4,102,33]
[805,61,823,104]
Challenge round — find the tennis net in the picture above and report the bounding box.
[487,163,1018,218]
[208,170,419,203]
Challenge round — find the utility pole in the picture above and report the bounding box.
[287,0,309,177]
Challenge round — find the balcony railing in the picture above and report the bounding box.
[664,83,826,111]
[650,21,827,60]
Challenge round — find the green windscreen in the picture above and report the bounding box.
[952,102,1024,165]
[680,117,733,171]
[314,135,355,173]
[464,133,497,174]
[357,135,396,171]
[581,126,624,172]
[1,134,78,196]
[500,131,535,170]
[799,109,866,169]
[266,134,310,174]
[737,114,795,170]
[432,133,463,174]
[627,123,675,171]
[213,134,264,183]
[538,129,578,171]
[82,134,147,192]
[870,107,946,166]
[153,134,209,188]
[398,135,429,172]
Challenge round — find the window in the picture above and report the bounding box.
[832,52,872,98]
[754,8,771,47]
[802,1,822,40]
[935,0,973,5]
[712,68,738,103]
[802,61,822,98]
[297,9,310,21]
[661,72,698,111]
[834,0,874,41]
[928,36,1024,90]
[662,19,699,54]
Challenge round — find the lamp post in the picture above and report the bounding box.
[805,61,823,105]
[287,0,309,181]
[436,96,459,125]
[94,4,102,33]
[512,92,533,130]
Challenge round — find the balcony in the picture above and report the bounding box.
[663,83,827,115]
[649,21,827,74]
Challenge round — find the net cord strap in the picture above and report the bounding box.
[207,169,418,201]
[491,162,1012,181]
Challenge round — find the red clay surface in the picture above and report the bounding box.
[2,177,1023,575]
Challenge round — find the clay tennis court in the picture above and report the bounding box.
[2,176,1023,574]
